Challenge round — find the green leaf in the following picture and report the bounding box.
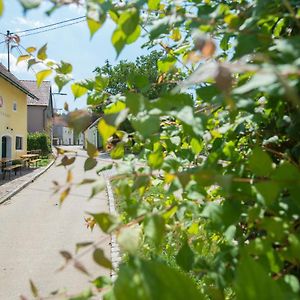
[148,150,164,169]
[91,212,119,233]
[148,0,160,10]
[235,255,285,300]
[119,8,139,36]
[104,101,126,114]
[99,110,128,145]
[176,240,194,271]
[19,0,41,10]
[110,142,125,159]
[86,140,98,158]
[234,72,277,94]
[131,115,160,138]
[89,181,106,199]
[29,280,39,298]
[92,276,112,289]
[144,214,165,247]
[57,155,76,167]
[87,16,105,38]
[26,46,36,53]
[249,147,273,177]
[114,258,204,300]
[27,58,38,70]
[69,289,93,300]
[71,83,88,99]
[125,93,146,115]
[157,56,176,73]
[36,69,52,87]
[55,74,71,92]
[0,0,4,16]
[125,25,141,44]
[17,55,31,64]
[284,275,300,294]
[37,43,47,60]
[112,28,126,57]
[98,118,117,146]
[57,61,72,74]
[60,187,70,205]
[255,181,279,206]
[196,85,218,101]
[117,225,141,253]
[75,242,93,253]
[84,158,97,171]
[93,248,113,269]
[190,138,203,155]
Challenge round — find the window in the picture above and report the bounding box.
[16,136,22,150]
[13,101,17,111]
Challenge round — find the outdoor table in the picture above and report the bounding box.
[20,154,39,159]
[0,158,13,171]
[20,154,39,168]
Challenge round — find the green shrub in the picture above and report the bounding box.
[27,132,51,156]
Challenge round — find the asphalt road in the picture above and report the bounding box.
[0,146,110,299]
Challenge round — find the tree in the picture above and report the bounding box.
[5,0,300,299]
[89,50,183,115]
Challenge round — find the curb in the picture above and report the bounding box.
[104,174,121,280]
[0,158,56,205]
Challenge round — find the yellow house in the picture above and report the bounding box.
[0,63,37,159]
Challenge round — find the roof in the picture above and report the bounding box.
[0,63,38,99]
[20,80,51,106]
[85,117,100,131]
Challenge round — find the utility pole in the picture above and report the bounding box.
[6,30,10,72]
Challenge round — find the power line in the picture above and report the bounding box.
[18,19,86,37]
[0,18,86,44]
[11,15,85,35]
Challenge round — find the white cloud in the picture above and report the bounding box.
[0,53,44,79]
[12,17,46,28]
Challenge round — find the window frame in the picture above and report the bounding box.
[12,101,17,112]
[15,136,23,151]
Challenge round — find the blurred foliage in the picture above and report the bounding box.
[13,0,300,299]
[27,132,51,155]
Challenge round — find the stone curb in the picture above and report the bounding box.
[104,176,121,281]
[0,158,56,205]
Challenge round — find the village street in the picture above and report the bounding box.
[0,147,111,299]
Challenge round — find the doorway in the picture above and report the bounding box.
[1,136,12,158]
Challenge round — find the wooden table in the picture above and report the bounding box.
[20,154,39,168]
[20,154,39,160]
[0,158,12,171]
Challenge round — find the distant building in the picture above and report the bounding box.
[0,63,37,159]
[21,80,54,142]
[84,118,102,149]
[74,132,84,145]
[53,125,74,145]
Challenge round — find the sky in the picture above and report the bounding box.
[0,0,150,111]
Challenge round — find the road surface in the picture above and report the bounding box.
[0,147,110,299]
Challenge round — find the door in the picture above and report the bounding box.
[2,136,7,158]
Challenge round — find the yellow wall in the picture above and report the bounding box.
[0,77,27,159]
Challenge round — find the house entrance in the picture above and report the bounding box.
[1,136,12,158]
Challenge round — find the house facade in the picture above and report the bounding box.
[0,64,37,159]
[74,132,84,145]
[84,118,102,149]
[53,125,74,145]
[21,80,54,142]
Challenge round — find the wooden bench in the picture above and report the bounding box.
[29,159,41,168]
[2,164,22,180]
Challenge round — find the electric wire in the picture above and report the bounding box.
[11,15,85,35]
[17,19,86,37]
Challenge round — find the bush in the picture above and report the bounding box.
[27,132,51,156]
